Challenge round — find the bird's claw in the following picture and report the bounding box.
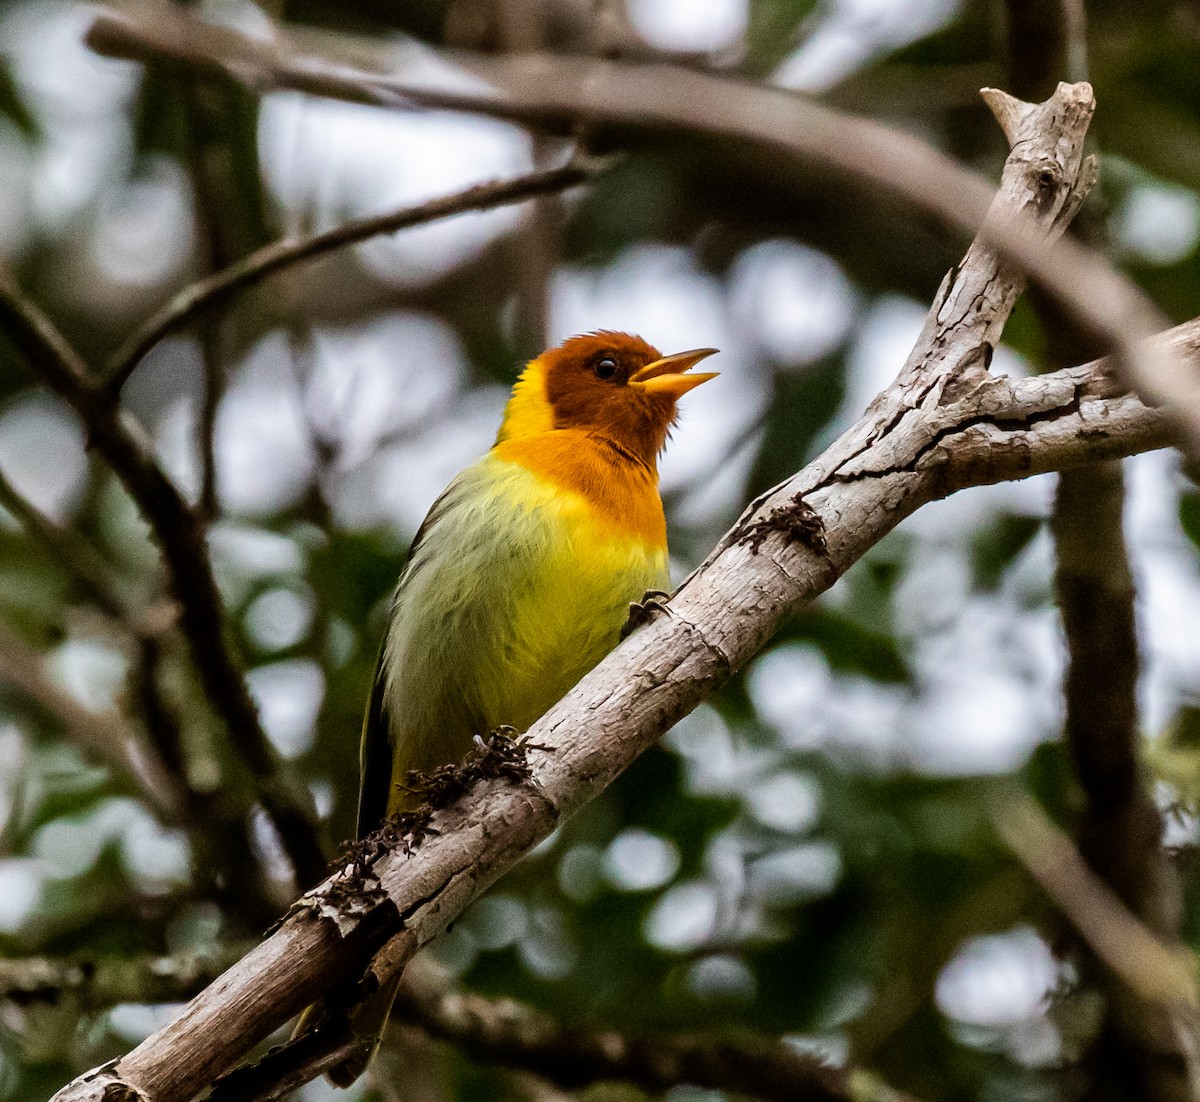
[620,590,673,640]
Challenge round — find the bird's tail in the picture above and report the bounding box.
[291,969,405,1087]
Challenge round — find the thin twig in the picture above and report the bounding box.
[0,274,327,888]
[178,76,249,519]
[196,314,225,519]
[0,464,137,625]
[101,164,595,393]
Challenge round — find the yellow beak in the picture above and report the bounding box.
[630,348,719,399]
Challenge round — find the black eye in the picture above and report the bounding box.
[594,357,618,380]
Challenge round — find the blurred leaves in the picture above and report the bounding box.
[969,512,1042,592]
[746,357,846,497]
[0,61,37,141]
[782,608,910,683]
[1180,490,1200,550]
[3,0,1200,1100]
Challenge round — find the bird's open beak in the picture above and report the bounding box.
[630,348,719,398]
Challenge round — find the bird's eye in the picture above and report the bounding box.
[594,357,618,380]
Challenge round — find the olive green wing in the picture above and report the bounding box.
[352,479,465,839]
[354,639,394,839]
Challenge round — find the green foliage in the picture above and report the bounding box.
[0,61,37,141]
[746,356,846,497]
[3,1,1200,1100]
[969,512,1042,591]
[1180,491,1200,550]
[781,608,910,683]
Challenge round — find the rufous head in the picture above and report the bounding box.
[497,331,718,467]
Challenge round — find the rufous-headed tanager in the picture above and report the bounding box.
[302,331,718,1083]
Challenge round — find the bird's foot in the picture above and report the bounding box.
[621,589,673,640]
[474,725,520,754]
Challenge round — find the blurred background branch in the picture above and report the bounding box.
[0,617,184,823]
[86,6,1200,469]
[387,962,925,1102]
[0,945,247,1007]
[0,274,328,893]
[995,796,1197,1020]
[1002,3,1200,1095]
[1053,461,1198,1097]
[102,163,596,392]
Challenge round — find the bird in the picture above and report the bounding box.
[301,330,718,1084]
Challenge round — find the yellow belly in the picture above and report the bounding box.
[380,450,668,810]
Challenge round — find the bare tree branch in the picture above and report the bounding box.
[85,6,1200,466]
[1001,5,1199,1093]
[101,164,595,393]
[48,78,1180,1102]
[1054,463,1198,1096]
[391,968,921,1102]
[994,796,1198,1015]
[0,274,327,888]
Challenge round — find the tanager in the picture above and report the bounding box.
[306,330,717,1082]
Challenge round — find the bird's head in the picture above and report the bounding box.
[497,331,718,468]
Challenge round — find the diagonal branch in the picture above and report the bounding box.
[0,464,141,627]
[995,795,1197,1014]
[48,80,1180,1102]
[101,163,596,394]
[45,341,1176,1102]
[0,619,185,823]
[86,5,1200,465]
[0,274,327,888]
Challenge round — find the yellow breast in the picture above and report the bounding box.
[380,434,669,809]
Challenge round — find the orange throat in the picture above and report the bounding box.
[492,431,668,550]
